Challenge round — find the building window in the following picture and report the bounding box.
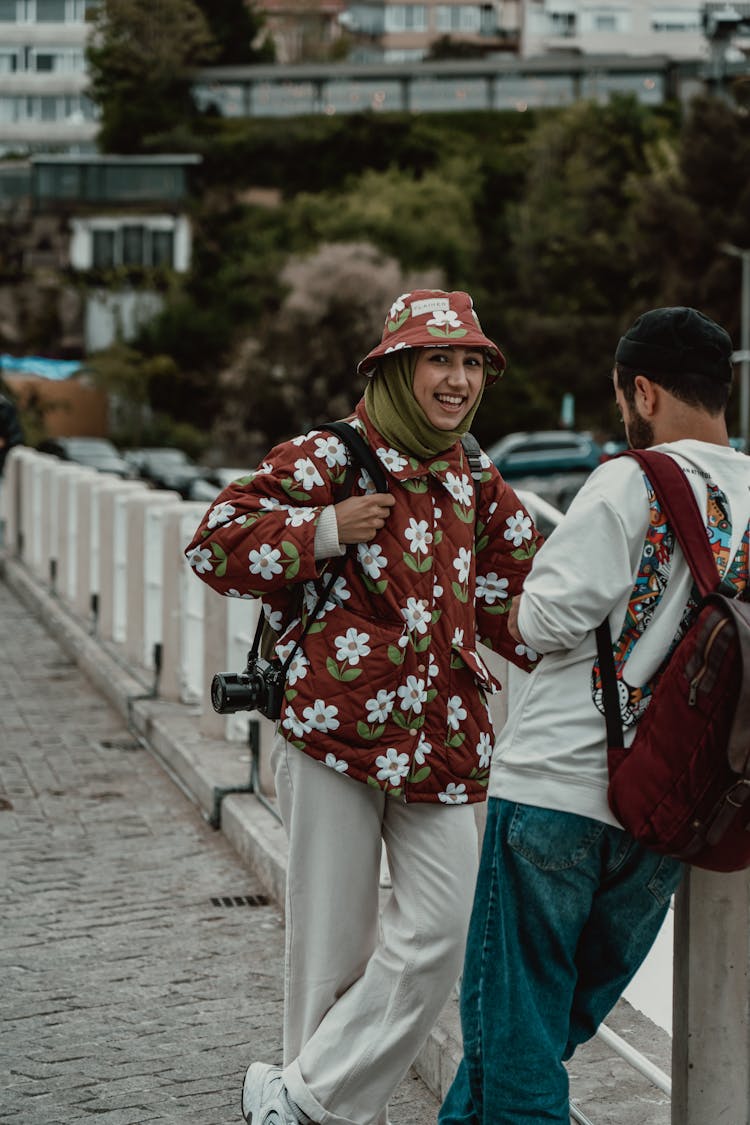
[92,229,115,268]
[87,223,179,270]
[436,4,482,31]
[0,0,15,19]
[548,10,576,33]
[594,12,617,28]
[385,4,427,30]
[0,51,18,71]
[36,0,66,20]
[35,52,55,70]
[651,7,701,28]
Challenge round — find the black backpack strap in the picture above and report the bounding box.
[461,431,483,507]
[321,420,388,494]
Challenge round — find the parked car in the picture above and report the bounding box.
[487,430,604,479]
[124,447,203,498]
[37,436,131,478]
[187,467,251,503]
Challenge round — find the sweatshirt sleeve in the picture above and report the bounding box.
[474,461,545,669]
[516,460,651,655]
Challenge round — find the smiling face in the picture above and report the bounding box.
[412,346,485,430]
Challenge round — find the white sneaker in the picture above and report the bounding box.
[241,1062,301,1124]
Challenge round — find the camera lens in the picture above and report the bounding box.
[211,674,230,713]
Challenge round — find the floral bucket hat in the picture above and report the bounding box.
[357,289,506,385]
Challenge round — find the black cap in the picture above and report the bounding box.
[615,307,733,383]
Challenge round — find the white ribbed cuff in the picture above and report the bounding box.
[314,505,345,560]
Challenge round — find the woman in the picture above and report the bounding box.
[185,288,543,1125]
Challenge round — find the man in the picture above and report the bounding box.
[439,306,750,1125]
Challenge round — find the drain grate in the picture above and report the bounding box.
[211,895,270,908]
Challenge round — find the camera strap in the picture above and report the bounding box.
[248,419,384,678]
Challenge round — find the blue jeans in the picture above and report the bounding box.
[438,798,683,1125]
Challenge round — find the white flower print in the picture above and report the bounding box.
[293,457,324,490]
[256,462,273,474]
[248,543,283,580]
[325,753,348,772]
[389,293,410,320]
[286,507,318,527]
[226,588,252,599]
[439,782,469,805]
[428,654,439,680]
[378,447,409,473]
[384,341,409,353]
[515,642,539,663]
[263,606,284,632]
[357,542,388,579]
[504,510,533,547]
[187,546,213,574]
[404,518,433,555]
[207,500,237,528]
[322,574,351,611]
[376,747,410,785]
[414,735,432,766]
[357,468,378,494]
[427,309,462,329]
[447,694,467,731]
[301,699,340,732]
[402,597,431,635]
[276,642,309,686]
[398,675,428,714]
[452,627,465,647]
[488,501,498,516]
[433,504,443,520]
[433,580,444,598]
[259,496,282,511]
[476,573,510,604]
[453,547,472,585]
[282,707,310,738]
[366,689,396,724]
[334,627,371,666]
[314,434,348,468]
[444,472,473,507]
[476,733,493,770]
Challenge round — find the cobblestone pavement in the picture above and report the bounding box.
[0,580,439,1125]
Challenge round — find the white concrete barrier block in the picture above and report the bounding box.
[124,489,181,672]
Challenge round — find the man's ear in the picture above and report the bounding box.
[633,374,658,417]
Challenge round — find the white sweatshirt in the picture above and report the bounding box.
[489,440,750,827]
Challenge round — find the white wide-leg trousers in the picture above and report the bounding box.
[271,736,478,1125]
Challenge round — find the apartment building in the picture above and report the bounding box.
[521,0,720,58]
[341,0,520,60]
[0,0,98,154]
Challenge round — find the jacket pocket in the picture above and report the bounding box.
[277,604,412,747]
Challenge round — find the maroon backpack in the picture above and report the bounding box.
[596,449,750,872]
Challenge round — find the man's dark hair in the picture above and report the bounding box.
[615,363,731,416]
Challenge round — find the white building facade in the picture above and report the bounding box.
[0,0,99,154]
[521,0,707,58]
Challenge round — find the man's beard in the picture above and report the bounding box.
[626,408,654,450]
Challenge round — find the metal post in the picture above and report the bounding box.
[720,242,750,447]
[671,867,750,1123]
[740,250,749,448]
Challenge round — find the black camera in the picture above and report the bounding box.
[211,656,285,719]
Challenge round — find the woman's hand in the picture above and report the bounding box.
[335,493,395,544]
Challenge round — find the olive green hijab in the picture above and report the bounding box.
[363,350,486,461]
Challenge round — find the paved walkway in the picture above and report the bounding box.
[0,579,438,1125]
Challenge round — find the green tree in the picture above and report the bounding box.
[194,0,274,64]
[500,96,676,434]
[87,0,217,152]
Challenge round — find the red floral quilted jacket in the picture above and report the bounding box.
[185,402,542,805]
